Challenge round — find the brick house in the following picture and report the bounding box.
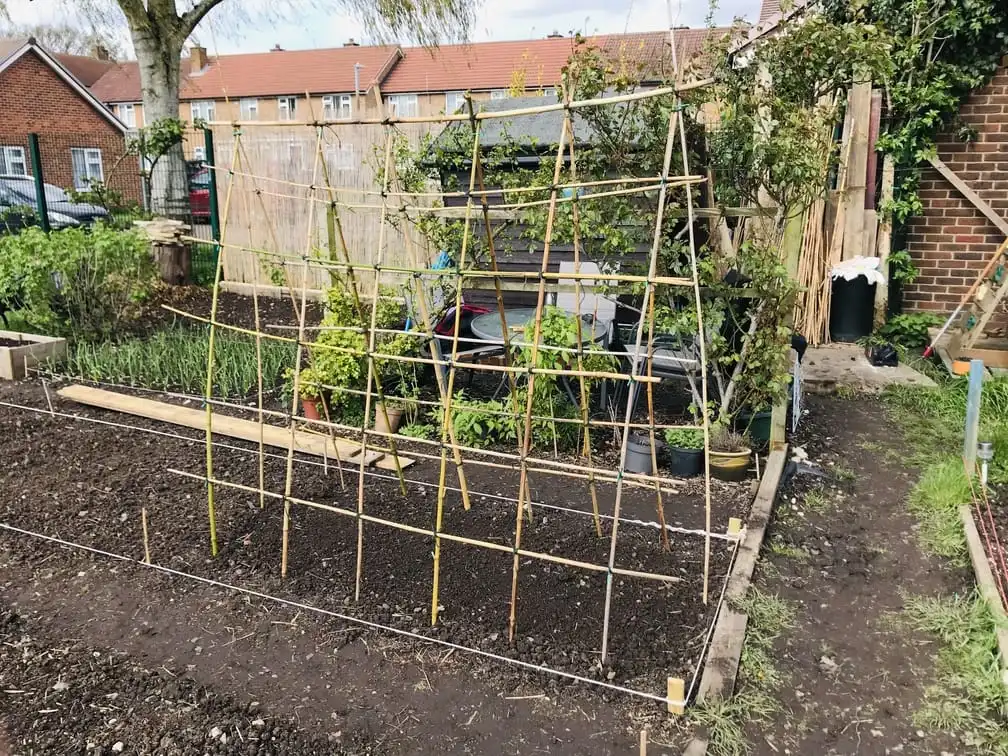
[0,37,141,202]
[87,29,719,158]
[903,59,1008,320]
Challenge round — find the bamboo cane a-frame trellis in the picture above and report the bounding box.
[161,39,736,712]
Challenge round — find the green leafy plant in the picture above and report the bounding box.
[886,249,918,285]
[877,312,939,348]
[0,224,156,338]
[62,326,295,398]
[664,427,704,449]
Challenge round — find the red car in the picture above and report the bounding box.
[186,161,211,222]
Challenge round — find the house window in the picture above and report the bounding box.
[278,96,297,121]
[0,146,27,176]
[325,144,356,172]
[541,87,557,98]
[385,94,418,118]
[190,100,215,121]
[322,94,352,120]
[445,91,467,113]
[114,103,136,128]
[490,89,508,100]
[239,98,258,120]
[192,146,206,162]
[70,148,104,190]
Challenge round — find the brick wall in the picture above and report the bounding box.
[904,58,1008,319]
[0,49,142,203]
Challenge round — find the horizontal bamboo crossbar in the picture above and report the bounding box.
[168,468,685,584]
[202,80,715,129]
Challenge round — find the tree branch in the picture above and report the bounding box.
[180,0,227,39]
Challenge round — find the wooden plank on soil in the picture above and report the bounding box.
[959,505,1008,690]
[696,608,748,701]
[726,448,788,602]
[56,385,408,468]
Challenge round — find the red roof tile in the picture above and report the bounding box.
[91,44,402,103]
[89,29,723,104]
[382,30,719,93]
[55,52,115,86]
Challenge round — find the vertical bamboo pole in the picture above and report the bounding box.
[469,94,535,514]
[202,130,243,557]
[669,16,714,604]
[280,126,324,578]
[312,126,405,493]
[430,108,484,625]
[507,104,572,644]
[598,104,681,663]
[141,506,151,565]
[354,127,396,602]
[561,112,603,538]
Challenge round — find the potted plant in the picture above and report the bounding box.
[663,427,704,477]
[373,399,405,435]
[284,366,325,421]
[709,427,751,482]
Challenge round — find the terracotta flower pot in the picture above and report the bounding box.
[301,395,323,420]
[374,403,404,435]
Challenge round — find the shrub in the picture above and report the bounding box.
[0,224,156,338]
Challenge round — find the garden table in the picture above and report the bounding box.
[468,307,609,407]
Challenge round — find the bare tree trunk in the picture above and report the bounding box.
[132,29,189,219]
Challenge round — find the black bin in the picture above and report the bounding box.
[829,277,876,342]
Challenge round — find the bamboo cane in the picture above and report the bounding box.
[201,131,242,557]
[562,116,603,538]
[169,469,688,585]
[508,94,571,645]
[200,81,714,130]
[354,128,397,602]
[141,506,151,565]
[281,127,324,578]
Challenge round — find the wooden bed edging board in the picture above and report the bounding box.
[959,505,1008,692]
[56,384,414,470]
[679,447,789,756]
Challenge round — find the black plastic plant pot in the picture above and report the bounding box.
[668,447,703,477]
[735,410,772,446]
[829,276,877,342]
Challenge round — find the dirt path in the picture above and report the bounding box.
[746,395,966,755]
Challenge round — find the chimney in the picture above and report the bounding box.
[344,38,360,47]
[547,31,564,39]
[270,43,285,52]
[92,44,111,61]
[189,44,207,73]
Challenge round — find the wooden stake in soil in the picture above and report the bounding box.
[202,131,242,557]
[141,506,151,565]
[667,677,685,716]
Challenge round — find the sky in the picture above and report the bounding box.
[7,0,759,56]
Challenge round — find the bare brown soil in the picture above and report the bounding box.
[0,378,755,754]
[744,395,968,755]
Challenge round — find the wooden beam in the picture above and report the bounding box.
[841,75,872,260]
[957,346,1008,368]
[57,384,411,468]
[928,155,1008,237]
[959,505,1008,690]
[873,154,895,325]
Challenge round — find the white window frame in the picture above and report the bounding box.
[239,98,259,120]
[70,147,104,190]
[385,93,418,118]
[325,143,356,173]
[322,94,352,121]
[192,146,206,162]
[541,87,557,98]
[114,103,137,128]
[490,89,508,100]
[190,100,215,121]
[0,146,28,176]
[278,96,297,121]
[445,91,466,113]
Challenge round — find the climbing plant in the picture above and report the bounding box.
[820,0,1008,222]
